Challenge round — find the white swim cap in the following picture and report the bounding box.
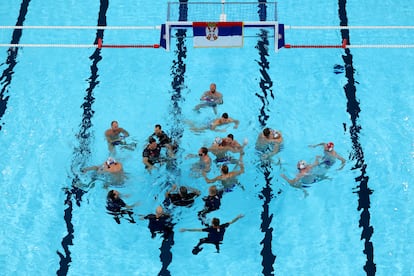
[297,160,307,170]
[106,157,116,166]
[272,130,281,139]
[214,137,223,145]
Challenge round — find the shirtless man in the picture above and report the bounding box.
[256,127,283,160]
[202,153,245,191]
[309,142,346,170]
[81,157,123,174]
[105,121,131,152]
[209,134,247,164]
[194,83,223,114]
[186,112,239,132]
[186,147,212,176]
[81,157,125,186]
[280,157,321,197]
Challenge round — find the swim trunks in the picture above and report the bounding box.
[215,156,232,164]
[111,141,122,146]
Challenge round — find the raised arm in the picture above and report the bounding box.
[231,158,245,177]
[202,172,222,184]
[228,118,239,129]
[335,152,346,170]
[165,184,177,198]
[309,142,325,148]
[280,174,308,197]
[188,187,201,196]
[228,214,244,225]
[180,227,203,232]
[280,174,297,185]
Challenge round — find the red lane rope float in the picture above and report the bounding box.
[285,39,348,49]
[285,44,343,48]
[97,38,160,49]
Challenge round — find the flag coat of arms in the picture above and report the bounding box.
[192,22,243,48]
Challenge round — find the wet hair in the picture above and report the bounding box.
[155,124,162,129]
[212,218,220,227]
[209,185,217,195]
[222,113,229,119]
[179,186,188,196]
[148,137,156,143]
[221,165,229,174]
[111,121,118,126]
[107,190,116,200]
[227,134,234,140]
[201,147,208,155]
[263,128,271,137]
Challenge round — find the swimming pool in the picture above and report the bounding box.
[1,0,413,275]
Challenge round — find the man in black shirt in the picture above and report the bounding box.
[141,206,173,238]
[150,124,177,157]
[142,137,162,171]
[180,214,244,254]
[164,184,200,207]
[197,185,223,225]
[106,190,139,224]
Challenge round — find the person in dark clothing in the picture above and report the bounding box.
[106,190,139,224]
[150,124,177,157]
[164,184,201,207]
[151,124,171,146]
[141,206,174,238]
[142,137,163,171]
[180,214,244,254]
[197,185,223,226]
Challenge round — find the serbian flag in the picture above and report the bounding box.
[193,22,243,48]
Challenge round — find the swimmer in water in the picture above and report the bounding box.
[180,214,244,255]
[81,157,125,186]
[164,184,201,207]
[149,124,177,157]
[140,206,173,239]
[186,112,239,133]
[186,147,212,177]
[106,189,139,224]
[209,134,247,165]
[193,83,223,115]
[256,128,283,161]
[280,157,322,197]
[309,141,346,170]
[202,152,245,192]
[81,157,123,174]
[105,121,133,152]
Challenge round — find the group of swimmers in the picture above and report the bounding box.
[81,82,346,254]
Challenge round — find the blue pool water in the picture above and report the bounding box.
[1,1,413,275]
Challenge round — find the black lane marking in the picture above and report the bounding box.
[56,1,108,275]
[0,0,31,131]
[256,2,277,275]
[338,1,376,275]
[156,2,189,275]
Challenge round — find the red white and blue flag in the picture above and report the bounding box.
[192,22,243,48]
